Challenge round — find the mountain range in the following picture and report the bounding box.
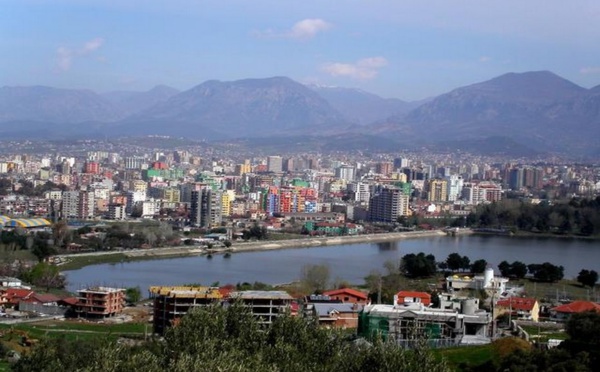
[0,71,599,155]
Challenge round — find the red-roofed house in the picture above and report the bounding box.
[1,289,34,307]
[323,288,368,305]
[551,301,600,321]
[396,291,432,306]
[496,297,540,322]
[20,293,61,306]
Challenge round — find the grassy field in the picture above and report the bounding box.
[521,325,567,342]
[512,279,598,302]
[58,252,129,271]
[435,344,494,371]
[0,320,148,343]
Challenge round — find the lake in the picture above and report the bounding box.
[64,235,600,292]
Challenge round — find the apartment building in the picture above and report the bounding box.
[75,287,125,318]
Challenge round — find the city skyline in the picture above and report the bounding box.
[3,1,600,100]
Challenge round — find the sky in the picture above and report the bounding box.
[2,0,600,100]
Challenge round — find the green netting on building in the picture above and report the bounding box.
[358,313,390,340]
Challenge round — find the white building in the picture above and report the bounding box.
[447,175,464,202]
[446,267,509,296]
[335,165,356,182]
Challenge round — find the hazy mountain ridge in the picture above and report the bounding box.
[375,71,600,154]
[1,72,599,155]
[121,77,348,138]
[102,85,180,116]
[0,86,119,123]
[307,85,418,125]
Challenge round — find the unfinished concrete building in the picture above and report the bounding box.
[149,286,223,335]
[75,287,125,318]
[358,299,491,348]
[229,291,294,325]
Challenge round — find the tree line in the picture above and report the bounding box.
[466,197,600,236]
[12,303,450,372]
[399,252,596,286]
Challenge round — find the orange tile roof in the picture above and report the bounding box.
[323,288,368,300]
[552,301,600,314]
[497,297,538,311]
[397,291,431,299]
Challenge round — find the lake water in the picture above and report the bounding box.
[64,235,600,292]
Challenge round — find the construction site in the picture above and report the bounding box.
[149,286,223,335]
[358,299,491,348]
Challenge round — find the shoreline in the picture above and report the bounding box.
[58,230,456,271]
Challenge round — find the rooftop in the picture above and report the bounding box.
[149,286,223,299]
[552,300,600,314]
[230,290,293,300]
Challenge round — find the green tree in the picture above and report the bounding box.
[510,261,528,279]
[470,259,487,274]
[446,253,463,272]
[21,262,66,291]
[401,253,437,278]
[14,302,451,372]
[497,261,511,277]
[527,262,564,282]
[576,269,598,288]
[300,263,331,293]
[125,286,142,304]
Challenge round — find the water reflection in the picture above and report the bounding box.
[376,241,397,251]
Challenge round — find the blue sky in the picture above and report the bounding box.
[2,0,600,100]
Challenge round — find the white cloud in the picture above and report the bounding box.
[254,18,332,40]
[289,19,332,39]
[580,66,600,75]
[55,37,105,71]
[322,57,388,80]
[479,56,491,63]
[83,37,105,52]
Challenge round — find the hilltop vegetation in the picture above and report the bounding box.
[13,303,449,372]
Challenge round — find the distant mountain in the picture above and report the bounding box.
[102,85,179,116]
[374,71,600,154]
[0,86,119,124]
[308,85,418,125]
[3,72,600,156]
[120,77,347,138]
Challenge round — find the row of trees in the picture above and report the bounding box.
[497,261,565,282]
[467,197,600,236]
[13,303,449,372]
[400,253,490,279]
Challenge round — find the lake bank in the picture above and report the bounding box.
[63,234,600,293]
[58,229,452,270]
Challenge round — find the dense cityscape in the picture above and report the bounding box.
[3,0,600,371]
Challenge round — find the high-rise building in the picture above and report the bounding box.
[190,189,222,228]
[368,186,409,222]
[446,175,464,202]
[84,161,100,174]
[428,179,448,202]
[394,158,410,169]
[335,165,356,182]
[509,168,524,190]
[376,162,393,176]
[61,191,80,219]
[267,156,283,173]
[78,190,95,219]
[348,182,371,203]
